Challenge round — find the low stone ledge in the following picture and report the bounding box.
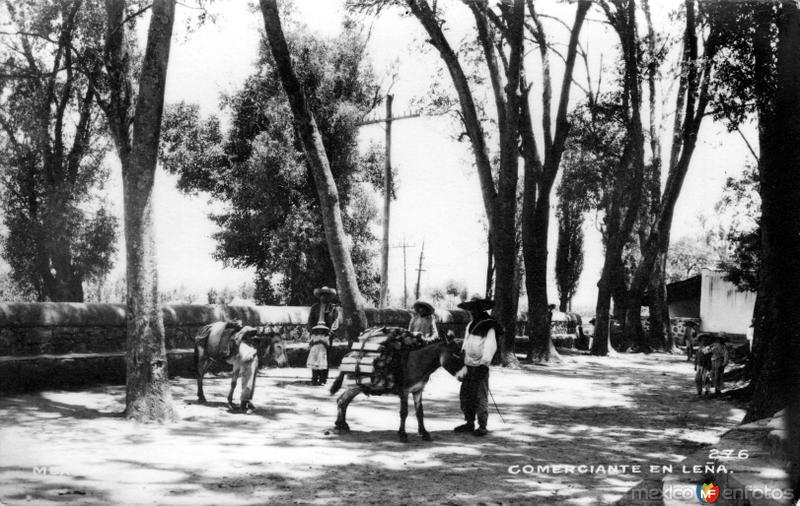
[0,343,354,394]
[0,302,472,328]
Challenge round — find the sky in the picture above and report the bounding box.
[103,0,756,311]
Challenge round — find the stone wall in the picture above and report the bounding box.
[670,317,702,345]
[0,303,472,393]
[0,302,598,393]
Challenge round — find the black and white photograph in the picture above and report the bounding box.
[0,0,798,504]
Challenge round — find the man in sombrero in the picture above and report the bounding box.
[307,286,340,385]
[308,286,340,332]
[454,296,501,437]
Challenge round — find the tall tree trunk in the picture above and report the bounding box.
[522,0,590,363]
[745,8,800,495]
[591,237,626,355]
[624,0,716,353]
[743,2,778,402]
[115,0,177,422]
[658,253,674,349]
[512,243,524,308]
[646,251,669,350]
[591,0,646,355]
[260,0,367,340]
[526,191,557,362]
[610,264,629,321]
[485,234,494,299]
[406,0,496,227]
[591,145,643,354]
[407,0,517,361]
[491,0,525,368]
[40,249,84,302]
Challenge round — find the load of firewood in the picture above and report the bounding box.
[339,327,427,394]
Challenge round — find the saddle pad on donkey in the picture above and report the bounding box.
[200,321,242,360]
[195,322,256,360]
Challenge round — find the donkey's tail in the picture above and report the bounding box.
[329,372,345,395]
[194,324,212,370]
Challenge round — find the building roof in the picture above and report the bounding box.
[666,274,702,304]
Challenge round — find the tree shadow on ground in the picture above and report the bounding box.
[0,393,124,428]
[0,356,746,505]
[0,466,112,505]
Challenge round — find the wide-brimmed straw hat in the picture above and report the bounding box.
[457,296,495,311]
[413,300,435,314]
[697,333,713,345]
[313,286,337,297]
[311,324,331,334]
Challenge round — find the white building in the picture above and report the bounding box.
[667,268,757,338]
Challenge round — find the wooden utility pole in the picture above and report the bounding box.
[358,97,444,308]
[414,241,425,301]
[379,95,393,308]
[391,237,415,309]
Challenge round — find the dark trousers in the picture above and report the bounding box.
[460,365,489,428]
[311,369,328,384]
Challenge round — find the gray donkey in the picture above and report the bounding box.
[194,321,288,413]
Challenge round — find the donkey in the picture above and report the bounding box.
[194,321,288,412]
[329,332,464,441]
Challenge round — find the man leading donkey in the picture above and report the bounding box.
[454,297,500,437]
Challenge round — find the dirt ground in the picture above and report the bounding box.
[0,352,745,505]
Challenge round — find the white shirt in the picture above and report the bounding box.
[462,327,497,367]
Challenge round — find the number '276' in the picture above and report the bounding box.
[708,449,749,459]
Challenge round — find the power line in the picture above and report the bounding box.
[356,95,448,308]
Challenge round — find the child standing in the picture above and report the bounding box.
[709,334,730,396]
[307,324,331,386]
[695,334,713,396]
[408,300,439,341]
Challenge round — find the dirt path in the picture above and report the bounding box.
[0,353,745,505]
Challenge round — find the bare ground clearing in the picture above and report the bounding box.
[0,353,745,505]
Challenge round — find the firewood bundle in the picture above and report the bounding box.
[339,327,427,394]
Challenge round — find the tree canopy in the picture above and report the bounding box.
[0,0,119,301]
[159,18,384,305]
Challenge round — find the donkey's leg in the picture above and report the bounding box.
[398,391,409,442]
[239,357,257,413]
[196,347,211,404]
[335,387,362,433]
[227,363,240,409]
[413,390,431,441]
